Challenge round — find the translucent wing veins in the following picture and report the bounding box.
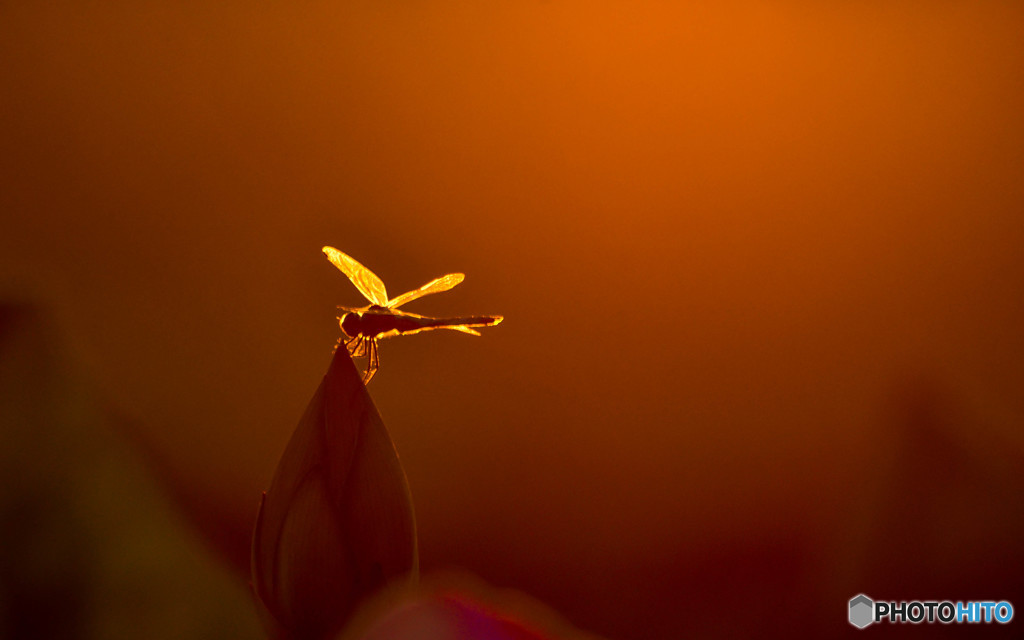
[322,246,388,306]
[386,273,465,308]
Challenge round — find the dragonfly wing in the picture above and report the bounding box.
[386,273,465,308]
[322,246,388,306]
[445,325,482,336]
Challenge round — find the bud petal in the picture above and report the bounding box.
[252,347,417,640]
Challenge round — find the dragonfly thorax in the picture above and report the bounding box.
[341,306,395,338]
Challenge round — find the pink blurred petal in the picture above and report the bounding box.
[350,580,602,640]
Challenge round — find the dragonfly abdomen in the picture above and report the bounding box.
[341,311,501,338]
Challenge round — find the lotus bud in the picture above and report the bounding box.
[251,347,418,640]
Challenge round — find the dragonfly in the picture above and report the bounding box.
[323,246,503,384]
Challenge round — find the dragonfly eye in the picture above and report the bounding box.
[340,312,361,338]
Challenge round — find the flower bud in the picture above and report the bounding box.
[251,347,418,640]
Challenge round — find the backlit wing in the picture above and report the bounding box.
[445,325,482,336]
[322,246,388,306]
[385,273,465,308]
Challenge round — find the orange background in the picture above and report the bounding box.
[2,2,1023,638]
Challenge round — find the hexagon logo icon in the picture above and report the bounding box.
[849,594,874,629]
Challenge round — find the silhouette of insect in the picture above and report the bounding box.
[323,246,503,384]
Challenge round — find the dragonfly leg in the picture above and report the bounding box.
[362,339,379,385]
[346,336,367,358]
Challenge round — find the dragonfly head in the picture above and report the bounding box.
[339,311,362,338]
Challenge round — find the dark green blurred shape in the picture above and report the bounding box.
[0,303,260,640]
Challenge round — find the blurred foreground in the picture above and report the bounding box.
[2,302,1022,638]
